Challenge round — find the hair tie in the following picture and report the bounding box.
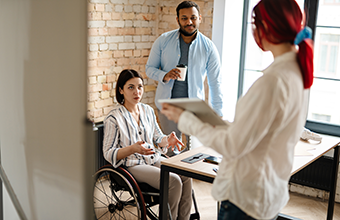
[294,26,312,45]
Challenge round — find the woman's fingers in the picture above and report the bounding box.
[176,143,181,151]
[135,141,155,155]
[144,148,155,155]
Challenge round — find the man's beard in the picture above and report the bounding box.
[179,25,197,37]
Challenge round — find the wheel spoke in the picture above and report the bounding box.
[97,209,109,220]
[95,182,113,199]
[101,173,112,204]
[94,195,112,207]
[114,210,125,219]
[118,189,125,200]
[94,205,109,210]
[96,174,114,204]
[122,206,139,218]
[121,210,126,219]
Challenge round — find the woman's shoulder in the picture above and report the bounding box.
[105,104,125,121]
[139,103,158,120]
[138,103,154,112]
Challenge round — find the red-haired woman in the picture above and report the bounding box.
[161,0,314,219]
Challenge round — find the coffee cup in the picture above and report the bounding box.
[176,64,187,81]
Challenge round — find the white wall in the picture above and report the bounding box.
[0,0,95,219]
[212,0,244,121]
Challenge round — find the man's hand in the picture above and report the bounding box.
[161,103,184,124]
[163,68,181,82]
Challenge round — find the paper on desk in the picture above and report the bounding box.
[294,144,316,156]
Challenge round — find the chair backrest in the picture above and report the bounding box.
[95,123,109,170]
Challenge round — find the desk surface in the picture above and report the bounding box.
[161,135,340,177]
[161,146,219,178]
[292,135,340,175]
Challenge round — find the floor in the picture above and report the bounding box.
[191,179,340,220]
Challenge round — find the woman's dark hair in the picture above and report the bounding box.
[115,69,143,104]
[252,0,314,89]
[176,1,200,17]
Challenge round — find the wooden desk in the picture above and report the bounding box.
[159,135,340,220]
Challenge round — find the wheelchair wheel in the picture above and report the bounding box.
[93,166,147,220]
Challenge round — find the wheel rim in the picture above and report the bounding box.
[93,169,141,220]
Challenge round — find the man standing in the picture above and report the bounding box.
[146,1,223,153]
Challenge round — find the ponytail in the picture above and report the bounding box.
[297,39,314,89]
[295,27,314,89]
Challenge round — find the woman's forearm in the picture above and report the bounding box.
[116,145,135,160]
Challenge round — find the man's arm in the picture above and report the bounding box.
[206,42,223,116]
[145,37,168,83]
[146,37,181,83]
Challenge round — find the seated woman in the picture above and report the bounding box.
[103,69,192,220]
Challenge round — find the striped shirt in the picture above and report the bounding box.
[103,103,167,168]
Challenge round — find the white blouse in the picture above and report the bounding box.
[178,51,308,219]
[103,103,167,168]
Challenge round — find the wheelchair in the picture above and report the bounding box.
[93,124,200,220]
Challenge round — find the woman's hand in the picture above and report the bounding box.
[117,141,154,160]
[161,103,184,124]
[132,141,155,155]
[167,131,185,152]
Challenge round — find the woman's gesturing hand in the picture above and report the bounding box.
[167,131,185,152]
[132,141,155,155]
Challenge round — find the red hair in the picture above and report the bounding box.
[252,0,314,89]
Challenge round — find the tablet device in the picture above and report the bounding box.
[158,98,226,126]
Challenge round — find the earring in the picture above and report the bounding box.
[121,95,124,104]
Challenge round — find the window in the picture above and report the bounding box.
[317,34,339,75]
[324,0,340,5]
[307,0,340,131]
[312,113,331,122]
[238,0,340,136]
[240,0,304,96]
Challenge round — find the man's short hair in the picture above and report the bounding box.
[176,1,200,17]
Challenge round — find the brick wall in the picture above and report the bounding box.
[87,0,214,123]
